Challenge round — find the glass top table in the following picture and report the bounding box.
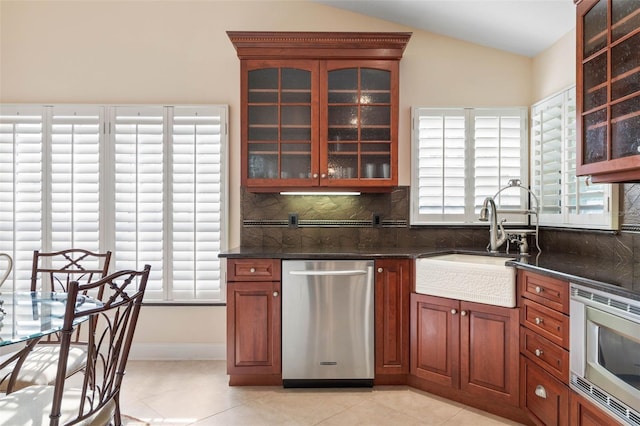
[0,291,102,347]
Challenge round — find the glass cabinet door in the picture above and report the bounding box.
[322,61,397,184]
[578,0,640,179]
[245,61,318,184]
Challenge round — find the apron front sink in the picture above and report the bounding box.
[415,253,516,308]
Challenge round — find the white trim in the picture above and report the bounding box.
[128,343,226,361]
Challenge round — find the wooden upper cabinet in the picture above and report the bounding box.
[576,0,640,182]
[227,31,411,192]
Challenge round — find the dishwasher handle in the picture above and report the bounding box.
[288,269,368,277]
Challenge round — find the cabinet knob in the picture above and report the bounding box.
[535,286,543,294]
[535,348,544,357]
[273,291,279,297]
[534,385,547,399]
[250,267,256,273]
[313,173,319,179]
[451,309,457,315]
[321,173,327,178]
[460,310,467,316]
[377,267,383,273]
[535,317,544,325]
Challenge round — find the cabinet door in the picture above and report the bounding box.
[321,60,399,187]
[227,280,281,375]
[242,60,320,188]
[460,301,519,406]
[577,0,640,182]
[571,391,622,426]
[375,259,411,378]
[410,293,459,388]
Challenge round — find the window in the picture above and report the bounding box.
[411,107,529,225]
[0,104,228,302]
[530,87,618,230]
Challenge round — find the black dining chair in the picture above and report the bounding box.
[0,249,112,393]
[0,265,150,425]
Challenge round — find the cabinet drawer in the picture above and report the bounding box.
[227,259,281,281]
[521,356,569,426]
[520,326,569,383]
[519,270,569,314]
[521,298,569,349]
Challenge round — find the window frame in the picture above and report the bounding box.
[530,86,619,230]
[0,103,229,304]
[410,106,530,226]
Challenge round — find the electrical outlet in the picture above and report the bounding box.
[372,213,382,227]
[288,213,299,228]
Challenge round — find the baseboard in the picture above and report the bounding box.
[128,343,226,361]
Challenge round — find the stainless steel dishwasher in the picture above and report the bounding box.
[281,259,374,388]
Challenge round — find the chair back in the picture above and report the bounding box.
[49,265,150,426]
[0,253,12,289]
[30,249,112,298]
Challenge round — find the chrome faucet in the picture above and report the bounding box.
[479,197,507,253]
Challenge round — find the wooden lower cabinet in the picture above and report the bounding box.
[571,390,623,426]
[226,268,282,385]
[374,258,411,384]
[410,293,520,407]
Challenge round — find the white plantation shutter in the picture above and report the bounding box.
[412,107,528,225]
[0,106,44,290]
[413,109,467,222]
[531,87,618,229]
[170,106,225,301]
[1,103,227,302]
[49,105,103,252]
[111,106,165,300]
[474,109,528,223]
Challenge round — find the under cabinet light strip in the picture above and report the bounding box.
[279,191,361,196]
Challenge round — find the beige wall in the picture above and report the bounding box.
[531,28,576,102]
[0,0,570,359]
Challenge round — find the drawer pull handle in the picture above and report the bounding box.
[451,309,457,315]
[535,286,543,294]
[535,385,547,399]
[378,268,383,273]
[535,349,543,357]
[250,267,256,273]
[535,317,544,325]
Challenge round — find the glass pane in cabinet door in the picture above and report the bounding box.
[583,0,608,58]
[361,68,390,90]
[611,95,640,159]
[281,141,311,179]
[583,54,608,111]
[249,68,278,89]
[282,154,311,179]
[281,68,311,103]
[327,155,358,179]
[611,32,640,101]
[612,0,640,42]
[583,108,607,164]
[360,106,390,125]
[361,69,391,103]
[361,156,391,179]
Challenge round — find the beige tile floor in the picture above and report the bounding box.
[120,361,526,426]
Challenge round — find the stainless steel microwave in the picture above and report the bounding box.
[570,283,640,426]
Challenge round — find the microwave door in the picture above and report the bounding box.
[585,306,640,412]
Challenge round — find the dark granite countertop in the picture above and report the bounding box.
[220,246,640,301]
